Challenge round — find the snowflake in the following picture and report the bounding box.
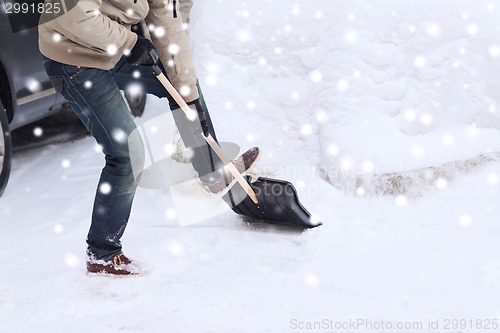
[179,85,192,98]
[363,160,375,173]
[395,195,408,207]
[435,178,448,190]
[106,44,118,56]
[168,241,183,255]
[425,23,442,38]
[459,215,471,227]
[64,254,80,268]
[300,124,313,135]
[466,23,479,36]
[165,208,177,220]
[411,145,425,158]
[414,56,426,68]
[33,127,43,137]
[52,33,62,42]
[327,144,339,156]
[54,224,64,234]
[404,110,416,122]
[489,45,500,57]
[154,27,165,38]
[420,113,433,125]
[112,128,127,143]
[304,273,319,287]
[488,173,499,185]
[61,159,71,168]
[26,78,41,93]
[442,134,454,146]
[246,100,256,110]
[345,30,358,43]
[205,74,217,86]
[337,79,349,91]
[99,182,112,195]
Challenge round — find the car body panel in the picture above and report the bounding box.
[0,10,63,130]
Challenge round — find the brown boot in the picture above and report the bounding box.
[86,253,150,277]
[206,147,261,194]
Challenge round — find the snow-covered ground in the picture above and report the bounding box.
[2,0,500,332]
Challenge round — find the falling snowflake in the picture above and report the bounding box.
[310,70,322,83]
[205,75,217,86]
[179,85,192,98]
[300,124,313,135]
[442,134,454,146]
[404,110,416,122]
[61,159,71,168]
[459,215,471,227]
[112,128,127,143]
[165,208,177,220]
[33,127,43,137]
[420,113,433,125]
[168,241,183,255]
[488,173,499,185]
[327,144,339,156]
[64,253,80,269]
[99,182,112,195]
[395,195,408,207]
[489,45,500,57]
[304,273,319,287]
[344,30,358,43]
[435,178,448,190]
[414,56,426,68]
[106,44,118,56]
[337,79,349,91]
[425,23,442,38]
[411,145,425,158]
[52,33,62,42]
[54,224,64,234]
[168,43,179,55]
[363,160,375,173]
[466,23,479,36]
[26,78,41,93]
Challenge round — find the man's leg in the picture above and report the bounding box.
[43,58,145,261]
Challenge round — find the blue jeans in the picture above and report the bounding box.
[43,56,223,260]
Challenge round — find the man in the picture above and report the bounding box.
[38,0,260,276]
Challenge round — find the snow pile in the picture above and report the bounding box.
[189,0,500,196]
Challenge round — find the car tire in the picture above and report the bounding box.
[125,90,147,117]
[0,99,12,197]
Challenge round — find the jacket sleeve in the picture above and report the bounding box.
[56,0,137,56]
[145,0,199,102]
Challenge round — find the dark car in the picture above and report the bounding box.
[0,14,146,197]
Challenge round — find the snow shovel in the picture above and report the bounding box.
[222,176,322,228]
[150,63,321,229]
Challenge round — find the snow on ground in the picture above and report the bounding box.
[1,0,500,332]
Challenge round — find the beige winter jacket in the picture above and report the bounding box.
[38,0,199,102]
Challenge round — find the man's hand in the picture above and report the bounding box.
[126,36,157,66]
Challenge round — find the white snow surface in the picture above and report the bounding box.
[2,0,500,332]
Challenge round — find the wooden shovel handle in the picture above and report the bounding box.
[155,72,259,204]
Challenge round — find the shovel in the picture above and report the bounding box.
[150,62,322,229]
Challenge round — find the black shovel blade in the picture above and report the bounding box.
[222,176,322,228]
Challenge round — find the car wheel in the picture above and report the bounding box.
[125,90,147,117]
[0,99,12,197]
